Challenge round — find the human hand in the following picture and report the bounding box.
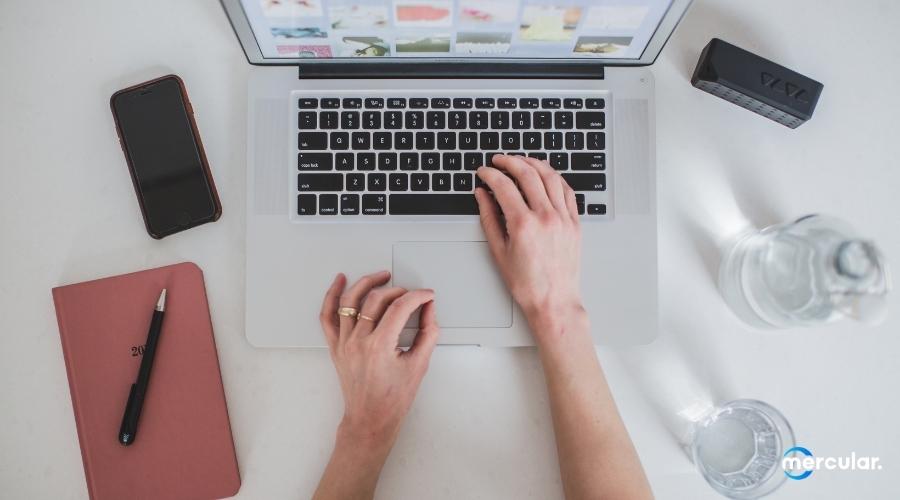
[319,271,440,453]
[474,155,586,340]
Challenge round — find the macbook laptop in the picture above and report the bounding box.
[221,0,692,347]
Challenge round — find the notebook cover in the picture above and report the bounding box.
[52,262,241,500]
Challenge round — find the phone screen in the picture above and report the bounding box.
[112,77,216,237]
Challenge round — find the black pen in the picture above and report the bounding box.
[119,289,167,446]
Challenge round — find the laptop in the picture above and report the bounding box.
[221,0,692,347]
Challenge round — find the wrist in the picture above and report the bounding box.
[523,300,592,349]
[336,417,396,460]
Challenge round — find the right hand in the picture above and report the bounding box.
[474,155,586,338]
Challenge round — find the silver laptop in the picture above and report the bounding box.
[221,0,692,347]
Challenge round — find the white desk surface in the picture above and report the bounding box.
[2,0,898,498]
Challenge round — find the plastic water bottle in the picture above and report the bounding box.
[719,215,890,328]
[690,400,794,499]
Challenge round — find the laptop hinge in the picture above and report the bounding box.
[298,62,605,80]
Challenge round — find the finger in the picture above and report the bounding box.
[474,187,506,261]
[402,300,440,369]
[490,154,553,212]
[339,270,391,340]
[374,289,436,347]
[563,182,580,222]
[523,157,567,214]
[476,166,528,219]
[354,287,407,336]
[319,273,346,353]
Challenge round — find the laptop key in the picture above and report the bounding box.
[321,98,340,109]
[519,98,539,109]
[572,153,606,170]
[415,131,435,150]
[330,132,349,150]
[378,153,397,170]
[427,111,446,129]
[341,111,360,129]
[373,132,391,150]
[459,132,477,150]
[363,111,381,129]
[431,97,451,108]
[575,194,585,215]
[298,153,332,171]
[341,194,359,215]
[454,173,473,191]
[564,98,583,109]
[298,132,327,150]
[565,132,584,150]
[512,112,530,129]
[449,111,467,129]
[544,132,563,150]
[389,194,478,215]
[501,132,520,150]
[297,194,316,215]
[336,153,354,171]
[387,98,407,108]
[433,173,452,191]
[298,173,342,191]
[562,173,606,191]
[464,153,483,170]
[341,194,360,215]
[342,98,362,109]
[319,194,338,215]
[586,98,605,109]
[319,111,338,129]
[384,111,402,129]
[490,111,510,129]
[533,112,552,129]
[389,173,408,191]
[498,98,517,109]
[554,111,573,129]
[475,98,495,109]
[470,111,489,129]
[368,173,386,191]
[576,112,605,129]
[588,203,607,215]
[357,153,376,171]
[298,112,317,129]
[541,98,561,109]
[410,98,429,109]
[453,98,473,109]
[298,98,318,109]
[587,132,606,150]
[405,111,424,129]
[346,173,365,191]
[362,194,387,215]
[364,98,384,109]
[480,132,500,149]
[523,132,541,150]
[351,132,370,150]
[549,153,568,170]
[443,153,462,170]
[400,153,419,170]
[422,153,440,170]
[528,152,548,161]
[411,173,429,191]
[437,132,455,150]
[395,132,414,150]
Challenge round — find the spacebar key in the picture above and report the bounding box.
[389,194,478,215]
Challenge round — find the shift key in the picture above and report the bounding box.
[562,173,606,191]
[298,132,327,150]
[298,173,343,191]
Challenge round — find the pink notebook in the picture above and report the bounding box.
[52,262,240,500]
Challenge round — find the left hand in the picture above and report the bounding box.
[319,271,440,452]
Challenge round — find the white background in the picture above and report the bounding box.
[1,0,899,498]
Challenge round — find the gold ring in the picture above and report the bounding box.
[337,306,359,318]
[357,314,377,322]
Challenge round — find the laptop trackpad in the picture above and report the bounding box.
[392,242,512,328]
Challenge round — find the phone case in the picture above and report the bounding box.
[110,75,222,239]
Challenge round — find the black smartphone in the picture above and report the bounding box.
[110,75,221,239]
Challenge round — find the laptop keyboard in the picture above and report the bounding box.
[292,93,610,219]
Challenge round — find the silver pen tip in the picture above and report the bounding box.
[156,289,167,311]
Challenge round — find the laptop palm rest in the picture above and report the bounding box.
[392,242,512,329]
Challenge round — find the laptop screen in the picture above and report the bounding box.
[239,0,674,61]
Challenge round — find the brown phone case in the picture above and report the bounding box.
[110,75,222,239]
